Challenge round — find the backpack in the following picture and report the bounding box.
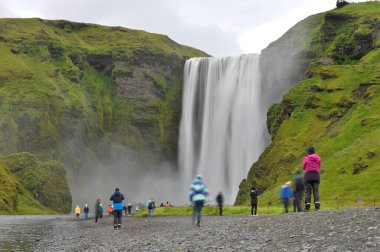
[193,184,204,194]
[148,202,154,209]
[99,206,103,213]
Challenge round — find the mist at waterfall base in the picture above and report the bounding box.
[69,145,183,207]
[179,55,269,204]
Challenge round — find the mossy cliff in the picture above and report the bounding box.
[0,152,71,214]
[236,2,380,205]
[0,18,207,213]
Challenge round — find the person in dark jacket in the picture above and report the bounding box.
[84,204,89,219]
[110,188,125,229]
[250,186,259,216]
[95,199,101,223]
[127,203,132,216]
[302,146,321,212]
[216,192,224,216]
[280,181,293,213]
[293,170,304,212]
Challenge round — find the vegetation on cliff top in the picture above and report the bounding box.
[236,2,380,205]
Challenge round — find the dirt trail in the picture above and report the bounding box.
[1,208,379,251]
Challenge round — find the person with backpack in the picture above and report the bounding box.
[146,199,155,217]
[84,204,89,219]
[293,170,304,212]
[95,199,102,223]
[189,174,209,227]
[280,181,293,213]
[110,188,125,229]
[250,186,259,216]
[216,192,224,216]
[303,146,321,211]
[99,203,103,218]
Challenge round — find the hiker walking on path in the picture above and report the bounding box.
[280,181,293,213]
[99,204,103,218]
[84,204,89,219]
[303,146,321,211]
[189,174,209,227]
[216,192,224,216]
[293,170,304,212]
[110,188,125,229]
[75,205,81,220]
[107,205,113,216]
[127,203,132,216]
[250,186,259,216]
[95,199,102,223]
[146,199,155,217]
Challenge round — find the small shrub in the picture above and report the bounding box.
[352,162,368,174]
[338,168,346,174]
[304,95,320,109]
[366,151,375,159]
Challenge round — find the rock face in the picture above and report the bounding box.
[236,2,380,205]
[0,18,207,211]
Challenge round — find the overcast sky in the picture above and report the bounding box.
[0,0,368,56]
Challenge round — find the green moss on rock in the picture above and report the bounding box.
[0,152,71,214]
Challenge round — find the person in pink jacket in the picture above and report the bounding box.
[302,146,321,211]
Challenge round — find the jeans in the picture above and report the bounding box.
[293,191,303,212]
[193,201,204,224]
[85,212,88,219]
[218,204,223,216]
[305,181,320,210]
[251,203,257,215]
[148,209,154,217]
[113,210,122,228]
[282,199,289,213]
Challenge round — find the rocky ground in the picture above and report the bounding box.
[1,208,379,251]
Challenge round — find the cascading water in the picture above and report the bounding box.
[179,54,269,204]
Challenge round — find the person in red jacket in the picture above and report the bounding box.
[302,146,321,212]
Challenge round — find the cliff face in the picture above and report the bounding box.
[236,2,380,205]
[0,18,207,212]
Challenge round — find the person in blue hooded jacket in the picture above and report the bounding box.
[110,188,125,229]
[189,175,209,227]
[280,181,293,213]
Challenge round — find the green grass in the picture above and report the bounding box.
[136,197,380,217]
[236,2,380,205]
[0,152,71,214]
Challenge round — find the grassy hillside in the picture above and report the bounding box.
[236,2,380,205]
[0,152,71,214]
[0,18,207,212]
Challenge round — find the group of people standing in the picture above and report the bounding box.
[72,146,321,228]
[280,146,321,213]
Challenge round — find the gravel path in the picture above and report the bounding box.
[0,215,65,251]
[2,208,379,251]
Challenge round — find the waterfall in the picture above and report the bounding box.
[179,54,269,204]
